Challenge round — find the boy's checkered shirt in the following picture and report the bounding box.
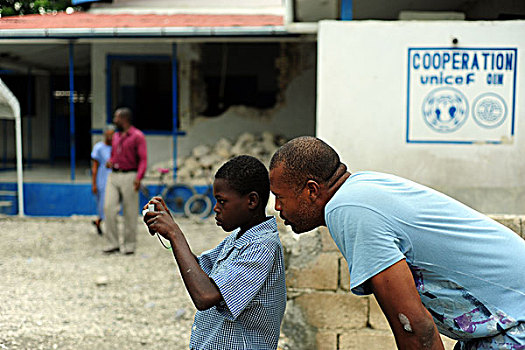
[189,216,286,350]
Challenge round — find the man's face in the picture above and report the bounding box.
[113,113,124,132]
[269,164,320,234]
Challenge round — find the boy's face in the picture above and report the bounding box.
[212,178,251,232]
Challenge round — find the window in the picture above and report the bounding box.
[198,43,280,117]
[109,56,173,132]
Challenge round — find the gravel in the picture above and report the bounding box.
[0,215,229,350]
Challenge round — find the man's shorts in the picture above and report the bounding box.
[454,323,525,350]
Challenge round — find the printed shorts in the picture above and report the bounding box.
[454,323,525,350]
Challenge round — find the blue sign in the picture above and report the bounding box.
[406,48,517,144]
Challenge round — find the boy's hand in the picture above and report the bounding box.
[143,197,180,241]
[142,196,172,216]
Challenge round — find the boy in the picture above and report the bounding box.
[143,155,286,350]
[90,125,114,235]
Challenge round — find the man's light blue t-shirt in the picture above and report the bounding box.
[325,172,525,341]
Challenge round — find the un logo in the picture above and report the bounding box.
[422,87,468,133]
[472,93,507,129]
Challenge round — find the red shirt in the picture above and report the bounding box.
[110,126,147,180]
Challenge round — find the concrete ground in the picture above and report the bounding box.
[0,215,229,350]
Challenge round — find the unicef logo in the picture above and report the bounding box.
[472,93,507,129]
[422,87,468,133]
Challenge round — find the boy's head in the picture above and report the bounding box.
[213,155,270,232]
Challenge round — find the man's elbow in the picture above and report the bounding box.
[397,315,441,350]
[415,317,440,349]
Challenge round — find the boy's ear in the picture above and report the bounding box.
[247,191,260,210]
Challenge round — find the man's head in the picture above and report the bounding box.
[103,125,115,145]
[113,107,133,132]
[213,155,270,232]
[269,136,341,233]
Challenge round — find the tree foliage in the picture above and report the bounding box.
[0,0,74,16]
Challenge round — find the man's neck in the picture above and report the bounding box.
[317,164,350,227]
[326,163,351,201]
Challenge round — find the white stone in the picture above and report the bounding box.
[235,132,256,147]
[214,138,233,159]
[184,157,200,172]
[199,154,222,169]
[192,145,211,158]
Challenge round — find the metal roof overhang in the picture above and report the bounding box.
[0,25,294,40]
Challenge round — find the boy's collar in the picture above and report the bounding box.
[233,217,277,248]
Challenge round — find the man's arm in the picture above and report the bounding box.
[144,197,222,311]
[369,259,444,350]
[134,134,148,190]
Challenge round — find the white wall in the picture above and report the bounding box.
[317,20,525,214]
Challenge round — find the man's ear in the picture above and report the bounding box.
[305,180,321,200]
[247,191,260,210]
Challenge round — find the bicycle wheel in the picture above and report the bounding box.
[139,183,150,199]
[184,194,213,221]
[162,184,196,215]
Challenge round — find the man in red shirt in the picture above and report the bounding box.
[103,107,147,255]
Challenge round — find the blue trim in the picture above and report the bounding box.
[0,182,18,215]
[408,47,518,51]
[172,44,178,180]
[0,181,213,217]
[408,140,475,144]
[69,42,76,180]
[23,182,96,216]
[406,49,411,143]
[72,0,101,4]
[407,140,502,144]
[406,47,517,144]
[106,55,111,124]
[341,0,353,20]
[511,50,518,136]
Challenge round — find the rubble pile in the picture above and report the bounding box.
[146,132,287,185]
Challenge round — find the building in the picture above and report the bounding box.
[0,0,524,215]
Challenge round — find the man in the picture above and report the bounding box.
[269,136,525,349]
[103,107,147,255]
[90,125,114,235]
